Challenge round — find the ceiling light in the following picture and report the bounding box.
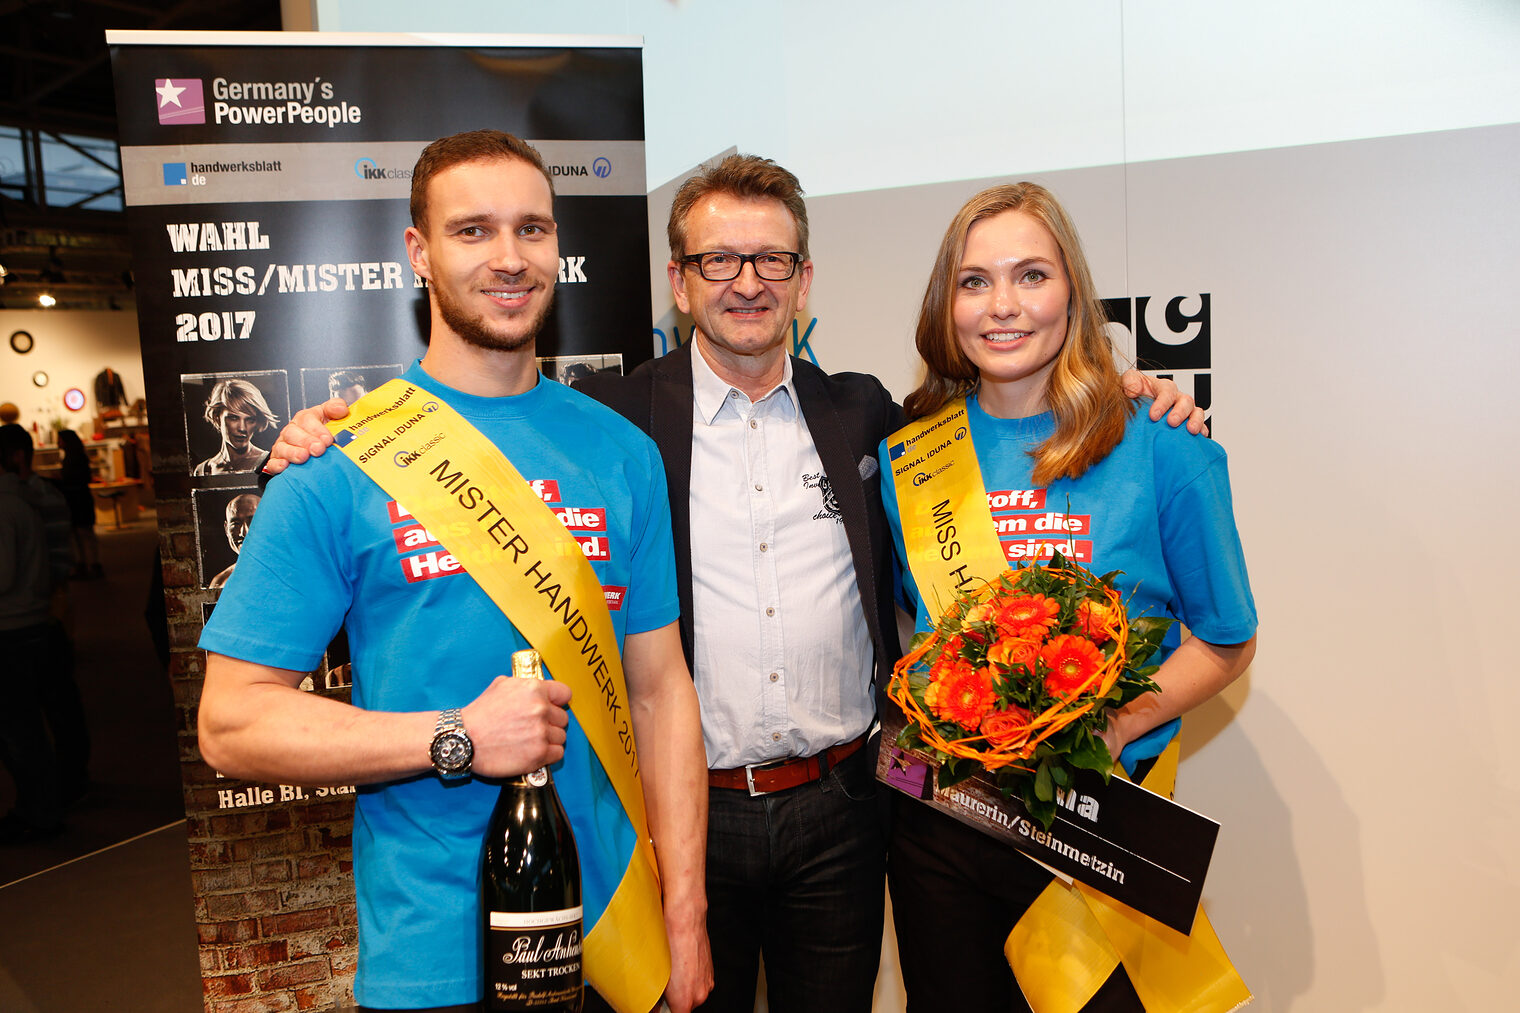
[38,293,56,308]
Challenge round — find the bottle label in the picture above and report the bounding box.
[487,907,583,1009]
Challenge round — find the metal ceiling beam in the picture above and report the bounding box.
[20,0,203,106]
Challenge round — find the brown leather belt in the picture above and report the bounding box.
[707,733,869,796]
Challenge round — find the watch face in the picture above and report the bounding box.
[430,730,473,773]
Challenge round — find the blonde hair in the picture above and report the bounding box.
[903,182,1132,487]
[203,378,278,433]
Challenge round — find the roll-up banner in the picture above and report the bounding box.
[108,31,648,1009]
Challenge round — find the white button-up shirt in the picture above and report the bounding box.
[687,347,876,769]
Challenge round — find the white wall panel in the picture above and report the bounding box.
[323,1,1520,193]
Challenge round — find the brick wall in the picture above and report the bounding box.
[160,478,360,1012]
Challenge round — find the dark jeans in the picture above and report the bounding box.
[42,618,90,794]
[697,742,886,1013]
[888,797,1143,1013]
[0,621,61,829]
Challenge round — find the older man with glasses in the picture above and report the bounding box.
[595,156,902,1012]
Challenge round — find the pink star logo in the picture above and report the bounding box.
[156,78,205,125]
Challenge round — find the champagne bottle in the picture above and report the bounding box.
[483,649,584,1012]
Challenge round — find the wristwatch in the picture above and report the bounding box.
[429,708,474,778]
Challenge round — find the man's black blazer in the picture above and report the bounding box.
[575,342,904,691]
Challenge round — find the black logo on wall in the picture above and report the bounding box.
[1102,294,1211,426]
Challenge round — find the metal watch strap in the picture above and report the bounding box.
[435,707,464,737]
[430,707,473,777]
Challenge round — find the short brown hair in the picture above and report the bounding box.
[667,154,809,260]
[905,182,1132,486]
[409,130,554,231]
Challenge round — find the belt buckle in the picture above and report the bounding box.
[744,757,788,797]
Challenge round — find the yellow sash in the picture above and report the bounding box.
[888,398,1250,1013]
[332,379,668,1013]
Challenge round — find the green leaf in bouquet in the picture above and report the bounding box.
[1127,616,1175,658]
[1021,782,1058,830]
[907,631,934,653]
[895,724,925,750]
[992,673,1020,705]
[1098,568,1124,585]
[905,668,932,694]
[1068,733,1113,776]
[936,757,980,791]
[1033,759,1054,802]
[1049,763,1072,788]
[1036,724,1073,757]
[991,767,1024,799]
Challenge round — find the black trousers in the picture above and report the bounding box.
[696,743,887,1013]
[0,620,60,829]
[888,796,1143,1013]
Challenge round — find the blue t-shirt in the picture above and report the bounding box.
[879,395,1256,769]
[200,360,679,1008]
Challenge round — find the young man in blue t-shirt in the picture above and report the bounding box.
[198,130,712,1013]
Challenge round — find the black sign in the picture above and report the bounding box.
[877,708,1219,935]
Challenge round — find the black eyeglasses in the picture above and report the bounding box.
[678,251,802,282]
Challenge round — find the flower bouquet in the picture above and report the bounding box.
[888,553,1173,830]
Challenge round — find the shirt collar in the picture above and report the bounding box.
[690,340,797,424]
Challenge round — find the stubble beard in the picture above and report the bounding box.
[434,278,554,354]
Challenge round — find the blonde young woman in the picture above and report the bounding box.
[879,183,1258,1011]
[192,378,279,475]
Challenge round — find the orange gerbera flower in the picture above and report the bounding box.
[987,636,1040,671]
[981,706,1033,752]
[924,655,970,710]
[939,634,968,662]
[1041,634,1105,698]
[928,639,962,682]
[932,662,997,730]
[995,593,1061,641]
[1076,599,1118,645]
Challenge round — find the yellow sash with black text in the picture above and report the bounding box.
[888,398,1250,1013]
[332,379,668,1013]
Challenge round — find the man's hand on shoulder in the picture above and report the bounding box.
[261,397,351,476]
[462,676,573,777]
[1119,369,1209,436]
